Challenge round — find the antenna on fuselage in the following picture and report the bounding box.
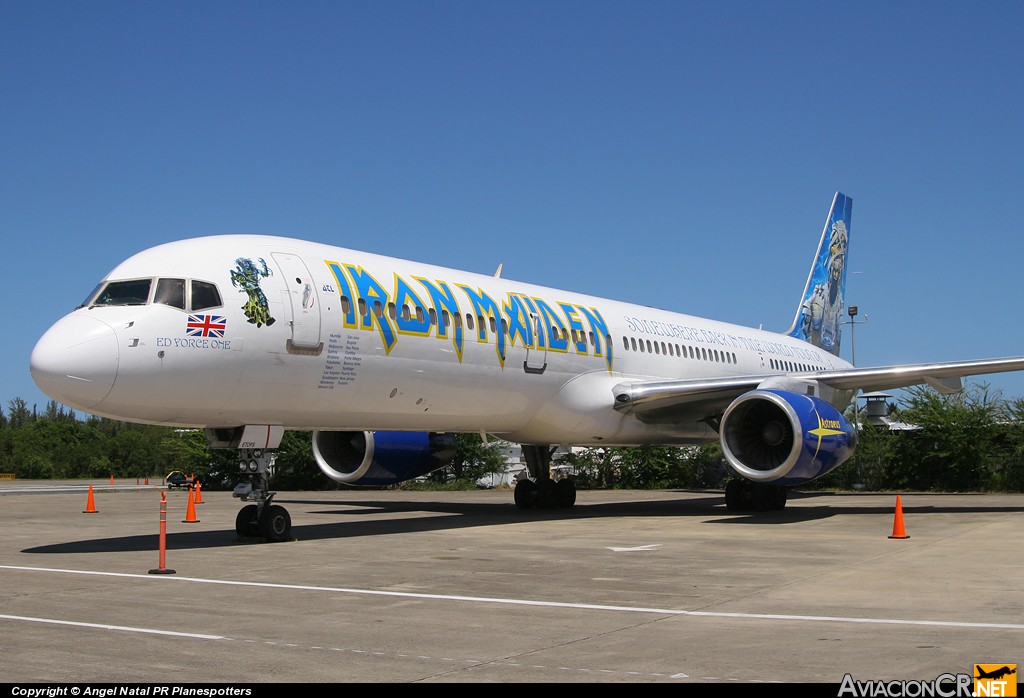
[493,263,503,279]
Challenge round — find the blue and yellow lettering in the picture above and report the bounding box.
[533,298,568,353]
[558,302,589,355]
[344,264,397,354]
[325,261,358,329]
[578,305,613,372]
[519,297,544,348]
[457,284,507,366]
[414,276,464,362]
[503,294,534,348]
[393,274,431,337]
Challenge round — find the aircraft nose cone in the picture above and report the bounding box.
[31,315,119,410]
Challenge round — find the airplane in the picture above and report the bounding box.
[30,192,1024,542]
[975,666,1017,681]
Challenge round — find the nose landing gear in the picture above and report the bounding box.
[232,448,293,542]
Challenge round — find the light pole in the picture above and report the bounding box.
[847,305,861,367]
[846,304,868,421]
[846,305,868,489]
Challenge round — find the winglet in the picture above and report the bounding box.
[786,192,853,356]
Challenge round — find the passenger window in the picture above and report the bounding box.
[94,279,152,306]
[191,280,222,311]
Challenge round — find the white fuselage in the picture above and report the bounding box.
[31,234,852,445]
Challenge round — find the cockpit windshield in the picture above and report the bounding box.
[83,278,223,311]
[93,279,152,306]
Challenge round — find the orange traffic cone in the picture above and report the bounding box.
[109,474,115,485]
[182,486,200,524]
[144,477,149,486]
[888,495,910,539]
[194,479,204,504]
[83,484,98,513]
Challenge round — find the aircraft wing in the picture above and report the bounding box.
[613,357,1024,423]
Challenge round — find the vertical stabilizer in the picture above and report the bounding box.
[786,192,852,356]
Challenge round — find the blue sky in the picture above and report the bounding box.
[4,1,1024,417]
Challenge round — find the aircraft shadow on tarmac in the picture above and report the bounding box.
[21,490,1024,554]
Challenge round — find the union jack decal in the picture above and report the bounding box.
[186,314,227,338]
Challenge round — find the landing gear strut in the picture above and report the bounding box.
[514,445,577,510]
[724,479,788,512]
[232,448,292,542]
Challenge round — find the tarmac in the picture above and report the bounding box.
[0,480,1021,684]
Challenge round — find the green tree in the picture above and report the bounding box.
[7,398,31,429]
[437,433,506,483]
[893,384,1006,491]
[996,398,1024,492]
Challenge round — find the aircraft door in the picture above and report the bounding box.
[524,312,547,374]
[272,252,323,353]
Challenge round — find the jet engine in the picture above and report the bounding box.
[719,389,856,486]
[312,431,457,486]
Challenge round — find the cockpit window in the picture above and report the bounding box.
[154,278,186,309]
[191,280,222,311]
[79,283,104,308]
[93,279,152,306]
[84,277,222,311]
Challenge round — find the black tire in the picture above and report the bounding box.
[259,504,292,543]
[513,479,537,510]
[536,478,558,509]
[725,479,747,512]
[555,479,576,509]
[752,483,787,511]
[235,504,259,537]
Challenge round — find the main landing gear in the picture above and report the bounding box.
[724,478,788,512]
[233,448,293,542]
[513,444,577,510]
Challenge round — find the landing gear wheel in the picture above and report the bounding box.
[753,484,787,511]
[235,504,259,537]
[536,478,558,509]
[259,504,292,542]
[514,478,537,510]
[725,479,747,512]
[556,479,576,508]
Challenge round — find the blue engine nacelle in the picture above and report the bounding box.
[312,431,457,486]
[719,389,857,486]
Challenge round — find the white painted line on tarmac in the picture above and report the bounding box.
[0,613,224,639]
[4,564,1024,631]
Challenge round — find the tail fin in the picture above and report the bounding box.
[786,192,853,356]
